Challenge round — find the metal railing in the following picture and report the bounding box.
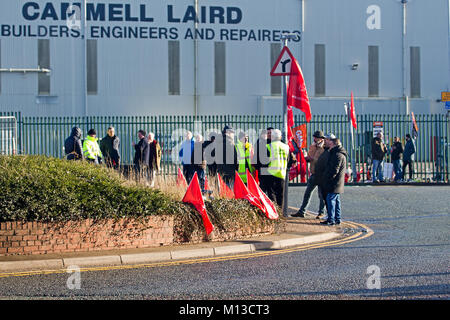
[2,112,449,184]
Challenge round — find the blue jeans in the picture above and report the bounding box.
[372,160,384,182]
[299,175,326,214]
[326,193,341,223]
[392,160,402,181]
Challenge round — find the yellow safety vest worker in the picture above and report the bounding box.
[267,140,289,179]
[236,140,254,183]
[83,135,102,161]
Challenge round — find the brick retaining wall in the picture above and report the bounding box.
[0,216,174,256]
[0,216,277,256]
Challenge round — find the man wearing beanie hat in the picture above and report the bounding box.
[292,130,326,218]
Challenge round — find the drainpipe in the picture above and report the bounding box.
[194,0,199,117]
[402,0,409,115]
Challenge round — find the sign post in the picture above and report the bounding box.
[270,34,298,217]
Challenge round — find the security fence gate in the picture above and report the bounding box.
[0,116,17,155]
[1,112,449,184]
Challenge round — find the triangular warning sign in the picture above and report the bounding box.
[270,46,296,76]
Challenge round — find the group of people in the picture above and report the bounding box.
[371,132,416,182]
[64,124,417,227]
[291,131,348,226]
[64,127,161,185]
[178,126,296,207]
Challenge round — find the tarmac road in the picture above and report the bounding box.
[0,185,448,300]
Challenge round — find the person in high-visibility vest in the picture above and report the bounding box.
[235,132,254,183]
[261,129,296,206]
[82,129,103,165]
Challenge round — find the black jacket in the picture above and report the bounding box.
[314,148,330,186]
[64,127,83,161]
[100,135,120,166]
[372,137,387,161]
[133,137,149,168]
[391,141,403,161]
[323,145,348,194]
[215,134,238,178]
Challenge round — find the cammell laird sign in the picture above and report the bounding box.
[0,2,301,41]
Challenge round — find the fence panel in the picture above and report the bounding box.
[1,112,448,184]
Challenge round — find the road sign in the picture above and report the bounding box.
[441,92,450,101]
[373,121,383,137]
[446,101,450,110]
[270,46,295,76]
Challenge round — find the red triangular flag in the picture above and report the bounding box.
[246,170,278,220]
[177,167,188,188]
[350,92,357,130]
[233,171,265,213]
[217,173,234,199]
[287,57,311,122]
[182,172,214,235]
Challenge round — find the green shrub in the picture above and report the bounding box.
[0,155,279,237]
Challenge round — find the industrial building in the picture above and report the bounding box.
[0,0,449,117]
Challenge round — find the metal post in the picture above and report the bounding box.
[280,34,298,217]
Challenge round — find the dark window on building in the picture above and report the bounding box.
[314,44,325,96]
[270,43,282,95]
[86,39,98,95]
[368,45,379,97]
[168,40,180,95]
[38,39,50,95]
[214,42,226,95]
[410,47,421,98]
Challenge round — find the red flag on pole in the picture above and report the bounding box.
[350,92,357,130]
[233,171,266,213]
[246,170,278,220]
[177,167,187,188]
[182,172,214,235]
[411,112,419,139]
[217,173,234,199]
[287,57,311,122]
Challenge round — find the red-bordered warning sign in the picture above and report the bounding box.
[270,46,295,76]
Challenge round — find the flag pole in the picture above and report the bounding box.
[281,37,289,218]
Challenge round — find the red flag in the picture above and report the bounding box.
[246,170,278,220]
[233,172,266,213]
[350,92,357,130]
[182,172,214,235]
[217,173,234,199]
[287,58,311,122]
[289,151,307,183]
[411,112,419,139]
[177,167,187,188]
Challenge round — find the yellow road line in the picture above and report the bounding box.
[0,221,373,279]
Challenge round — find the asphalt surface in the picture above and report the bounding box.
[0,185,449,300]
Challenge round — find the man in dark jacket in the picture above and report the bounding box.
[133,130,150,182]
[320,136,347,226]
[215,125,238,187]
[64,127,84,161]
[402,134,416,181]
[203,132,217,177]
[371,132,387,182]
[390,136,403,182]
[100,127,120,169]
